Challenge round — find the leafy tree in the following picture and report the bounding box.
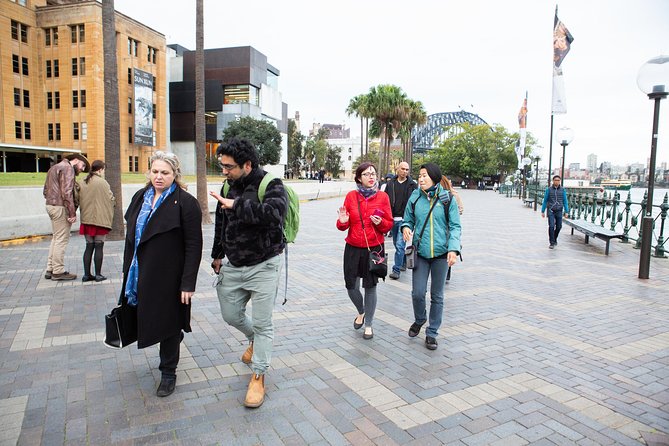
[287,119,304,177]
[426,123,538,181]
[222,116,282,165]
[325,145,343,177]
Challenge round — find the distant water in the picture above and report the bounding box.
[624,187,669,206]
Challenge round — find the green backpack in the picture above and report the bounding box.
[222,173,299,243]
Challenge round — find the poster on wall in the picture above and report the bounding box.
[133,68,154,146]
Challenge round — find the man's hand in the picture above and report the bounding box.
[67,216,77,224]
[564,213,569,219]
[211,258,222,274]
[209,191,235,210]
[541,212,545,218]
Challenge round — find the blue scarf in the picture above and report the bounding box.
[357,183,378,199]
[124,183,177,306]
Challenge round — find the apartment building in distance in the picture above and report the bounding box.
[1,0,166,172]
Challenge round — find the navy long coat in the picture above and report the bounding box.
[120,185,203,348]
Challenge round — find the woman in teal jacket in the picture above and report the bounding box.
[401,164,461,350]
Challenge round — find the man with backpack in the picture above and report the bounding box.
[210,138,288,408]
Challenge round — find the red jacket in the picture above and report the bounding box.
[337,190,393,248]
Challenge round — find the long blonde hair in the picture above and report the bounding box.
[146,151,187,190]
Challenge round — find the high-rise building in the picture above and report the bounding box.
[1,0,167,172]
[587,153,597,172]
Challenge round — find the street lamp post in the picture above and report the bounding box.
[556,127,574,183]
[533,156,540,211]
[637,55,669,279]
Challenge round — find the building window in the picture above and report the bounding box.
[79,57,85,75]
[46,60,51,77]
[128,127,133,144]
[348,156,352,161]
[73,123,79,140]
[223,85,259,106]
[54,91,60,109]
[56,123,61,141]
[135,156,139,172]
[47,92,53,109]
[14,88,21,107]
[127,68,132,84]
[72,58,78,76]
[15,121,22,139]
[13,55,20,73]
[152,103,156,119]
[53,59,59,77]
[48,123,54,141]
[23,90,30,108]
[128,97,132,114]
[21,23,28,43]
[11,21,19,40]
[152,76,156,91]
[348,147,352,153]
[128,156,133,171]
[128,38,139,56]
[70,24,84,43]
[80,90,86,108]
[147,46,157,64]
[81,122,87,141]
[72,90,78,108]
[22,57,29,75]
[45,27,58,46]
[24,122,31,140]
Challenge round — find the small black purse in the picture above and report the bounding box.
[104,304,138,349]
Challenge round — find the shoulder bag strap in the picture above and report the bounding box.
[414,195,439,250]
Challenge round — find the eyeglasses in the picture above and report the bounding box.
[219,163,239,171]
[361,172,377,177]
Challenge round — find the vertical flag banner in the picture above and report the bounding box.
[551,8,574,114]
[517,95,528,167]
[133,69,154,146]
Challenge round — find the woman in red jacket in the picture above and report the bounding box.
[337,162,393,340]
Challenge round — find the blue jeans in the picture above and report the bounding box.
[547,209,563,245]
[216,255,282,376]
[391,220,406,274]
[411,255,449,338]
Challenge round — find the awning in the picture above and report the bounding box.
[0,143,81,155]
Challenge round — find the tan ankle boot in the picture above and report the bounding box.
[244,374,265,408]
[241,342,253,364]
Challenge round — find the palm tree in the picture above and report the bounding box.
[398,100,427,170]
[366,85,407,175]
[102,0,123,240]
[195,0,211,223]
[346,95,367,162]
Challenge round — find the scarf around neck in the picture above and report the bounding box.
[124,183,177,306]
[357,183,378,199]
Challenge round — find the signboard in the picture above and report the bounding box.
[133,69,154,146]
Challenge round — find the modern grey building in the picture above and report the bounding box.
[167,45,288,175]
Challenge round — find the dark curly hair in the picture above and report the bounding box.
[216,137,259,169]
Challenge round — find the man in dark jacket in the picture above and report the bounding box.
[43,153,90,280]
[541,175,570,249]
[210,138,287,409]
[385,161,417,279]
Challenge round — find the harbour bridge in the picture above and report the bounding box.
[411,111,488,153]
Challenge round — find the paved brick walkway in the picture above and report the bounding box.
[1,189,668,445]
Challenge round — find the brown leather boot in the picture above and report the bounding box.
[241,342,253,364]
[244,373,265,408]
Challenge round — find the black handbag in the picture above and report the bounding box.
[104,304,138,349]
[357,199,388,279]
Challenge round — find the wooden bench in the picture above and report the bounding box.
[563,219,624,255]
[523,198,535,208]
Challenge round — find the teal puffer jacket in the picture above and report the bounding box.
[401,185,461,259]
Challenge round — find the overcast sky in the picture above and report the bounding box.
[114,0,669,169]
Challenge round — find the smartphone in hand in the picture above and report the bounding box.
[373,208,385,217]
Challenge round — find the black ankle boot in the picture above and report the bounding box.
[156,376,176,397]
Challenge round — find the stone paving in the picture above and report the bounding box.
[0,189,668,446]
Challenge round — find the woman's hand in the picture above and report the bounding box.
[370,215,382,225]
[402,227,413,242]
[447,252,457,267]
[338,206,349,224]
[181,291,194,305]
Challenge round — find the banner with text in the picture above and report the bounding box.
[133,69,154,146]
